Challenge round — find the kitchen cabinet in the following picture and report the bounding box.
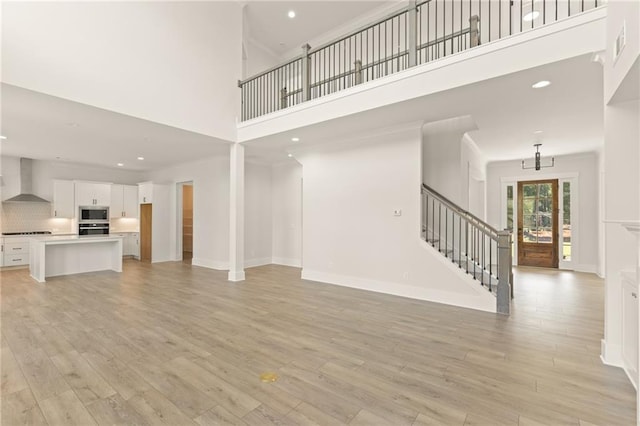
[2,237,30,267]
[52,180,75,218]
[138,182,153,204]
[113,232,140,258]
[111,185,138,219]
[76,182,111,206]
[127,233,140,258]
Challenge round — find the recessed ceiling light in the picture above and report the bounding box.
[533,130,543,134]
[532,80,551,89]
[0,135,6,140]
[288,10,296,18]
[287,153,293,158]
[291,137,300,142]
[117,163,124,167]
[137,156,145,161]
[523,11,540,21]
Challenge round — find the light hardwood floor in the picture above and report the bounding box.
[1,261,635,425]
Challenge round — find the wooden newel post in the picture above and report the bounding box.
[497,230,512,315]
[470,15,480,48]
[354,60,363,85]
[408,0,417,67]
[280,87,288,109]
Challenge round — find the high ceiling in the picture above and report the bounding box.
[0,2,604,171]
[244,1,395,56]
[0,84,230,171]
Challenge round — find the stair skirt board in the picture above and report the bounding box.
[301,268,497,313]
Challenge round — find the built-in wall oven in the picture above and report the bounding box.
[78,222,110,235]
[78,206,110,235]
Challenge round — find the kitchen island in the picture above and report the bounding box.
[29,235,124,282]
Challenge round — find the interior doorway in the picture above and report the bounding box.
[182,183,193,264]
[517,179,559,268]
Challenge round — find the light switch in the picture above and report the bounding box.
[394,209,402,216]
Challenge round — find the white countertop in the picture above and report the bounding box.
[31,235,125,244]
[2,233,75,239]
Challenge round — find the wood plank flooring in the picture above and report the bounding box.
[1,261,635,425]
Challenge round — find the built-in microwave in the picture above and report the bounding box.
[79,206,109,222]
[79,222,109,235]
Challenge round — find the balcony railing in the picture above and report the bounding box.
[239,0,601,122]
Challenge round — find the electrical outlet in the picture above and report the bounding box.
[394,209,402,216]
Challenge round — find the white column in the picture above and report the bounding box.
[228,143,245,281]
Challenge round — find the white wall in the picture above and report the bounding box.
[485,152,600,272]
[145,155,230,269]
[2,2,242,141]
[145,154,276,270]
[422,126,463,205]
[296,124,496,313]
[271,162,303,267]
[245,162,273,267]
[600,0,640,372]
[243,38,281,79]
[604,0,640,103]
[461,135,487,219]
[422,116,478,209]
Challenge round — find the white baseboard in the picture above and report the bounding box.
[191,257,279,270]
[600,339,624,368]
[228,270,246,281]
[192,258,228,270]
[271,257,302,267]
[245,257,272,268]
[623,363,639,391]
[574,264,598,274]
[301,269,496,313]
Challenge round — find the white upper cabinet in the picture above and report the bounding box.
[110,185,125,218]
[139,182,153,204]
[52,180,75,218]
[111,184,138,218]
[76,182,111,206]
[123,185,138,218]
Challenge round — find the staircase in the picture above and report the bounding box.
[421,184,513,314]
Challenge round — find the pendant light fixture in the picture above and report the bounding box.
[522,143,554,171]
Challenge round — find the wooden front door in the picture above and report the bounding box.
[517,179,559,268]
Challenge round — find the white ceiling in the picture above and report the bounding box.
[244,1,394,56]
[243,53,604,164]
[0,1,603,171]
[0,84,231,171]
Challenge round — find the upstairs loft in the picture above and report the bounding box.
[237,0,605,142]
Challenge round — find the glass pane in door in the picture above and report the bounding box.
[563,181,571,260]
[521,183,554,244]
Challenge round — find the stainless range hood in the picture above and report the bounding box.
[3,158,50,203]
